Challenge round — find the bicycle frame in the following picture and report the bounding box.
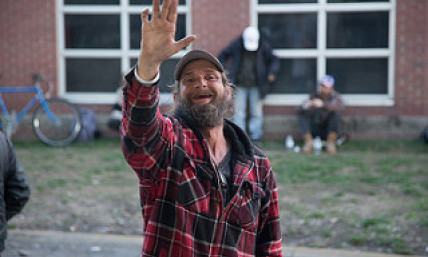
[0,86,58,126]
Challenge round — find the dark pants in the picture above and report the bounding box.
[298,109,342,140]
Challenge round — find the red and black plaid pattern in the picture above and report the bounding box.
[121,70,283,257]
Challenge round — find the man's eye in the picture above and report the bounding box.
[207,75,217,80]
[184,77,195,83]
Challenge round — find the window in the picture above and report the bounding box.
[58,0,190,103]
[255,0,395,106]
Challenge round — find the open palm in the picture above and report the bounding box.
[138,0,195,79]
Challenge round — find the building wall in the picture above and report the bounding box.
[0,0,57,111]
[395,0,428,116]
[1,0,427,140]
[263,0,428,139]
[191,0,250,57]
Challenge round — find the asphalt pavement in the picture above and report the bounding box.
[3,230,424,257]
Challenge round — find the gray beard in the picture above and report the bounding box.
[176,91,234,129]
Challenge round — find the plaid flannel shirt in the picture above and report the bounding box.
[121,69,283,257]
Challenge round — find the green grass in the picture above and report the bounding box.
[265,139,427,255]
[13,138,428,255]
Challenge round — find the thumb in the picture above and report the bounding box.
[176,35,197,50]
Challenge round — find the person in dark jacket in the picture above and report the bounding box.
[121,1,283,256]
[0,131,30,253]
[218,27,279,143]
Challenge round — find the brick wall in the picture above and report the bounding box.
[191,0,250,57]
[0,0,57,111]
[1,0,426,141]
[395,0,428,116]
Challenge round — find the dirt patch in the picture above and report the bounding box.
[11,142,428,256]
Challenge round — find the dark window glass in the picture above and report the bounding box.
[130,0,186,4]
[65,0,119,4]
[259,13,317,49]
[259,0,316,3]
[65,15,120,48]
[66,59,121,92]
[329,0,388,2]
[327,12,389,48]
[130,58,179,93]
[326,58,387,94]
[270,59,317,94]
[130,14,186,49]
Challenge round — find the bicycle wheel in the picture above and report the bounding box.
[32,98,82,146]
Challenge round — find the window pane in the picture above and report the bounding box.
[270,59,317,94]
[259,0,316,3]
[130,0,186,4]
[326,58,387,94]
[130,14,186,49]
[66,59,121,92]
[65,15,120,48]
[64,0,119,4]
[328,0,388,2]
[130,58,179,93]
[259,13,317,49]
[327,12,389,48]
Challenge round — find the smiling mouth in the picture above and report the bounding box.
[193,94,213,100]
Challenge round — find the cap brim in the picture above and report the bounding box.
[174,50,224,80]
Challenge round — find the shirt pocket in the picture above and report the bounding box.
[229,181,265,230]
[177,162,213,214]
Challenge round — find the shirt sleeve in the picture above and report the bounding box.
[324,91,345,112]
[121,67,175,180]
[256,160,283,257]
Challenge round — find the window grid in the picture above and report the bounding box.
[253,0,395,106]
[57,0,190,104]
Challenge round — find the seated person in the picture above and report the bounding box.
[297,75,345,154]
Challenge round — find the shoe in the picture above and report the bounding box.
[302,133,313,154]
[326,132,338,154]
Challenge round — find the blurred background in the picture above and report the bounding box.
[0,0,427,256]
[0,0,427,141]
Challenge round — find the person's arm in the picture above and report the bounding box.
[256,163,283,257]
[4,136,30,220]
[122,0,196,173]
[324,91,345,112]
[297,94,318,112]
[218,40,236,68]
[264,41,279,82]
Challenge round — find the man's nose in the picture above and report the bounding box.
[194,76,207,88]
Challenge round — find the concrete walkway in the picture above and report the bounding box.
[3,230,423,257]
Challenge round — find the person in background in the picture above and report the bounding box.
[121,0,283,256]
[297,75,345,154]
[0,131,30,253]
[107,86,123,132]
[218,26,279,145]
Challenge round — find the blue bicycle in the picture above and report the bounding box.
[0,74,82,146]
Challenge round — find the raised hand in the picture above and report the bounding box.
[137,0,196,80]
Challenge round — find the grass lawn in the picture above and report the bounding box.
[12,138,428,255]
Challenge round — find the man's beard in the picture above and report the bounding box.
[176,90,234,129]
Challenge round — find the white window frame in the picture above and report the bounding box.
[251,0,396,106]
[56,0,191,104]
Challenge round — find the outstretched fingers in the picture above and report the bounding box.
[152,0,160,18]
[166,0,178,24]
[141,8,150,24]
[161,0,172,20]
[176,35,197,50]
